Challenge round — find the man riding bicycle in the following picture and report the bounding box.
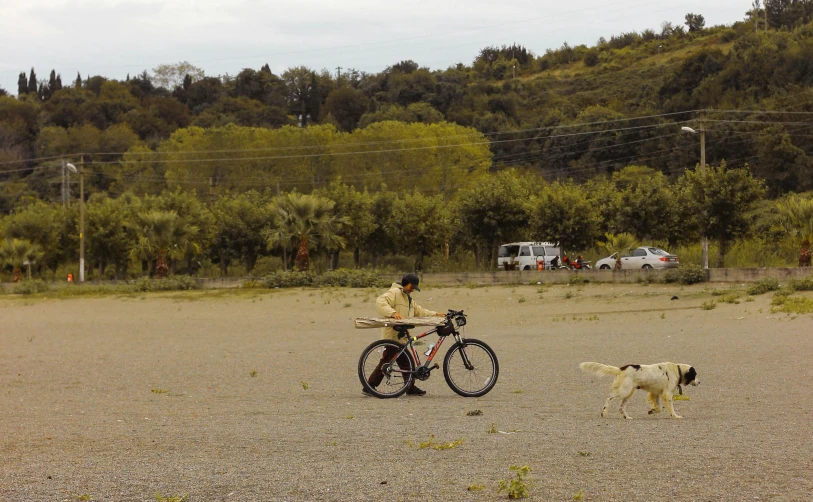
[364,273,445,396]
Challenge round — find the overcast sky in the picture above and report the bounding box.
[1,0,749,94]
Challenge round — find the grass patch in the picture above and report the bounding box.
[518,296,526,303]
[673,394,691,401]
[747,278,780,296]
[73,495,93,501]
[466,410,483,416]
[301,381,309,390]
[250,370,257,377]
[771,294,813,314]
[701,300,717,310]
[150,388,169,394]
[569,275,590,285]
[577,450,591,457]
[155,493,188,502]
[468,484,484,492]
[573,489,585,501]
[487,423,498,434]
[13,280,50,295]
[498,465,532,499]
[720,293,741,304]
[418,434,464,450]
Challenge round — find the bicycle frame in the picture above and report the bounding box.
[388,321,474,376]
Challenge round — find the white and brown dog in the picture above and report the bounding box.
[580,362,699,419]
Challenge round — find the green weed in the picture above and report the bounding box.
[154,493,187,502]
[418,434,464,450]
[573,489,585,501]
[771,295,813,314]
[466,410,483,416]
[301,381,309,390]
[150,388,169,394]
[747,278,780,296]
[73,495,93,501]
[487,423,498,434]
[468,484,484,491]
[578,450,591,457]
[250,370,257,377]
[701,300,717,310]
[518,296,526,303]
[498,465,532,499]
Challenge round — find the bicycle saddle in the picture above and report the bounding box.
[393,324,416,331]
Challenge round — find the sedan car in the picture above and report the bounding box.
[595,247,679,270]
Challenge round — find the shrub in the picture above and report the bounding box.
[788,276,813,292]
[498,465,532,499]
[133,276,201,292]
[313,269,389,288]
[259,271,314,288]
[14,280,50,295]
[569,274,590,285]
[746,278,780,296]
[678,263,707,285]
[701,300,717,310]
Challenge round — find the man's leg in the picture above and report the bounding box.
[368,346,401,388]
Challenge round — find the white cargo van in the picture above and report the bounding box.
[497,242,561,270]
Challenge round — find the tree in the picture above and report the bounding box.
[684,13,706,32]
[0,238,43,280]
[386,191,450,271]
[774,194,813,266]
[130,210,200,278]
[598,233,641,269]
[282,66,317,126]
[612,166,681,244]
[268,193,346,271]
[27,68,37,95]
[211,191,270,274]
[86,194,138,279]
[321,86,368,132]
[455,170,532,268]
[74,73,82,89]
[530,181,599,254]
[677,164,765,267]
[314,181,377,267]
[152,61,204,90]
[17,72,27,95]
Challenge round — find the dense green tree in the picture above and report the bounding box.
[531,181,599,254]
[17,72,28,95]
[685,13,706,32]
[268,193,346,271]
[211,191,270,274]
[27,69,37,95]
[314,180,377,267]
[86,193,138,278]
[677,163,766,267]
[130,210,199,278]
[321,86,368,132]
[386,191,450,271]
[455,170,532,267]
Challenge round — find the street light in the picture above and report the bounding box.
[681,123,708,270]
[66,162,85,283]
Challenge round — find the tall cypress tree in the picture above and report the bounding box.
[54,74,63,92]
[75,72,82,89]
[308,72,321,124]
[27,68,37,94]
[18,72,28,95]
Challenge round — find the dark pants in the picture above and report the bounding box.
[368,345,414,390]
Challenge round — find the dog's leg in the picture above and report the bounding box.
[647,393,662,415]
[601,392,618,418]
[662,393,682,419]
[618,384,636,420]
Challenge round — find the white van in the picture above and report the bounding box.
[497,242,561,270]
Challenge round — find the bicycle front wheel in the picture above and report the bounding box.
[443,338,499,397]
[358,340,415,399]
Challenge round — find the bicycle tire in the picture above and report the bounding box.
[443,338,499,398]
[358,339,415,399]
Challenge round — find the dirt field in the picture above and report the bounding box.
[2,283,813,501]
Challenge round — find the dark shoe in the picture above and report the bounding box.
[362,386,376,396]
[406,386,426,396]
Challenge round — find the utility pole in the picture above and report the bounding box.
[61,158,66,207]
[335,66,342,78]
[79,155,85,282]
[765,5,768,33]
[700,113,708,270]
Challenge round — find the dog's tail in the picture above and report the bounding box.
[579,362,622,377]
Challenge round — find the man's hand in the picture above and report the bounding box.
[392,313,403,320]
[435,312,445,317]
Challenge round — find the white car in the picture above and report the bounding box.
[595,247,679,270]
[497,242,561,270]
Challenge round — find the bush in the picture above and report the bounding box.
[313,269,390,288]
[664,263,707,285]
[568,274,590,285]
[747,278,780,296]
[14,280,50,295]
[259,270,314,288]
[787,276,813,292]
[133,276,201,292]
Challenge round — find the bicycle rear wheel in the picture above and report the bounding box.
[358,340,415,399]
[443,338,499,397]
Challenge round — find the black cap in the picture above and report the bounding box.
[402,273,421,292]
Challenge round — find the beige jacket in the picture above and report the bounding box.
[375,283,437,341]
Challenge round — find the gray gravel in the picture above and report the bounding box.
[2,285,812,501]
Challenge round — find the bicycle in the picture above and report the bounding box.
[358,310,499,398]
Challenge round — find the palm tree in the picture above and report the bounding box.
[264,203,298,271]
[130,211,200,278]
[775,195,813,267]
[266,193,347,271]
[0,238,41,281]
[599,233,640,270]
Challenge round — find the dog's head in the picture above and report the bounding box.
[680,365,699,387]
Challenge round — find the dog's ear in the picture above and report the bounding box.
[684,366,697,384]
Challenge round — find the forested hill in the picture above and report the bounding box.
[3,4,813,211]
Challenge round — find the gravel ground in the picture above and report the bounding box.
[2,284,812,501]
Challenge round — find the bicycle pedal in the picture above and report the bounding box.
[430,363,440,370]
